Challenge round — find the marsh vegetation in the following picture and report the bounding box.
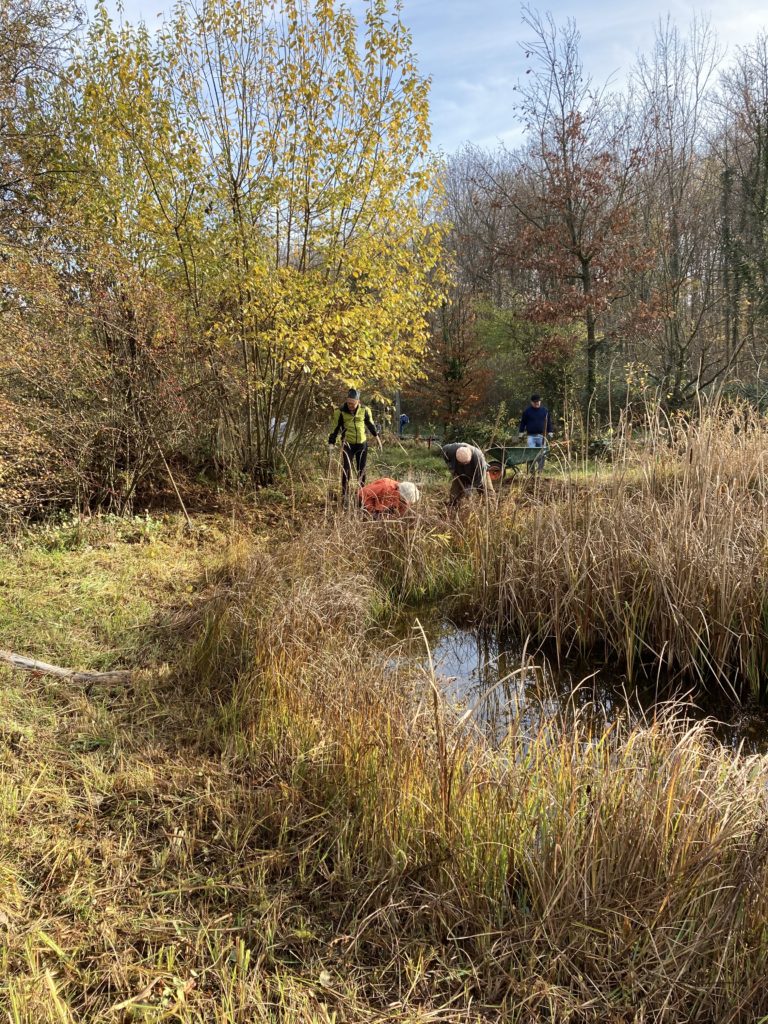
[2,408,768,1022]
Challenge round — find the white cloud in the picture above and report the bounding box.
[95,0,768,151]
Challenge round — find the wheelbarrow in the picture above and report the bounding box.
[486,443,548,485]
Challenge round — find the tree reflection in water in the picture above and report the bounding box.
[391,610,768,755]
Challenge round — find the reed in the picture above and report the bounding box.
[201,406,768,698]
[471,405,768,695]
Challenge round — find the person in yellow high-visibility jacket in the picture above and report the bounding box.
[328,388,382,502]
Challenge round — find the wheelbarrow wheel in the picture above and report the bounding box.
[487,460,505,489]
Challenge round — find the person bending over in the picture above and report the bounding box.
[359,478,420,517]
[441,442,488,506]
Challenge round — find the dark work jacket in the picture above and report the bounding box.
[441,442,487,487]
[329,404,378,446]
[519,405,553,435]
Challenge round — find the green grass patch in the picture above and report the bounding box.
[374,437,448,485]
[0,514,229,670]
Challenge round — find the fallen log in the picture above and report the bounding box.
[0,649,131,684]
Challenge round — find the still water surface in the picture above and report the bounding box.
[393,611,768,755]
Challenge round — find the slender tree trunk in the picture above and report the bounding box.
[581,257,597,415]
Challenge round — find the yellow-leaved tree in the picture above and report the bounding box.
[63,0,445,485]
[7,3,209,509]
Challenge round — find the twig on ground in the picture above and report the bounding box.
[0,648,131,684]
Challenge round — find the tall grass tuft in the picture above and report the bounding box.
[472,405,768,696]
[195,407,768,699]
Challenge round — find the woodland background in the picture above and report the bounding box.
[3,0,768,512]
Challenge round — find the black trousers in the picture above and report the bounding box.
[341,442,368,496]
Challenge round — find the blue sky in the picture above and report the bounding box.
[104,0,768,152]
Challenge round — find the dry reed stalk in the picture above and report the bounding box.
[469,406,768,696]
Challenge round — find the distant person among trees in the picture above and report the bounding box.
[399,412,410,436]
[519,394,553,471]
[441,442,488,506]
[359,477,420,517]
[519,393,554,446]
[328,388,382,502]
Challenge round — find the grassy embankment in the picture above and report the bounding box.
[2,410,768,1022]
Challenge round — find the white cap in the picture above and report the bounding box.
[398,481,420,504]
[456,445,472,464]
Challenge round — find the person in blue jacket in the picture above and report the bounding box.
[519,394,553,470]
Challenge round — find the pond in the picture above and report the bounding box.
[392,609,768,755]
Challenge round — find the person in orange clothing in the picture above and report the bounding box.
[359,478,420,517]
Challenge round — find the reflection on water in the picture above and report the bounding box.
[393,610,768,755]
